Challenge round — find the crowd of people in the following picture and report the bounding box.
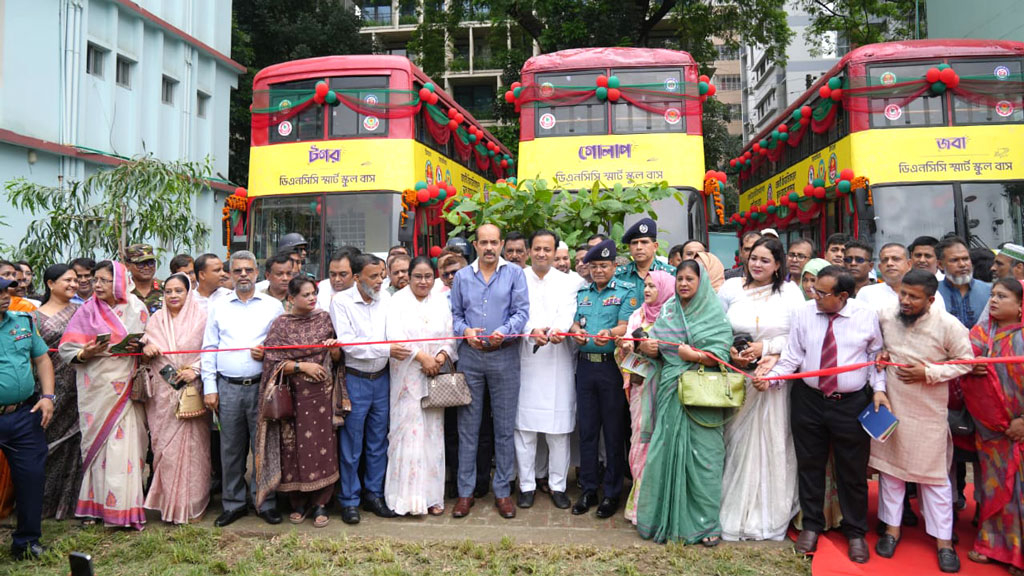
[0,225,1023,574]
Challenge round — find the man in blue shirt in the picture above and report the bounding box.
[0,277,56,559]
[570,240,633,519]
[615,218,675,312]
[935,237,990,329]
[450,223,530,520]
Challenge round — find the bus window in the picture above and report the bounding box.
[868,62,946,128]
[961,182,1024,247]
[610,69,685,134]
[269,79,324,143]
[535,71,607,136]
[250,195,324,280]
[951,60,1024,125]
[871,183,956,247]
[323,192,397,256]
[687,190,705,244]
[330,76,391,137]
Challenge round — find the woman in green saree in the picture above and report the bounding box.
[623,259,733,545]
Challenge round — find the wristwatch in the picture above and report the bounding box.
[41,394,56,403]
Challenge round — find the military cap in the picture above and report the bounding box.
[125,243,157,263]
[621,218,657,244]
[583,239,617,264]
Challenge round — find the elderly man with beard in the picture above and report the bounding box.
[202,251,285,527]
[991,243,1024,281]
[936,237,991,329]
[871,270,974,573]
[332,254,409,524]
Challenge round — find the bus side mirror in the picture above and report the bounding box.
[398,209,415,243]
[855,185,876,234]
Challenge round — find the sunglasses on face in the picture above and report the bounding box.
[843,256,870,264]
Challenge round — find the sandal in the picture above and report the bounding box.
[80,518,97,527]
[428,505,444,516]
[967,550,991,564]
[312,506,329,528]
[701,535,721,548]
[289,506,309,525]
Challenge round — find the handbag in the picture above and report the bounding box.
[421,358,471,409]
[948,406,975,436]
[129,362,151,402]
[261,365,294,421]
[176,383,207,419]
[678,362,746,409]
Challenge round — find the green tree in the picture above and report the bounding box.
[798,0,925,56]
[229,1,371,186]
[4,156,213,271]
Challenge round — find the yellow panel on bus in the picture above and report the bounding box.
[739,125,1024,212]
[247,139,491,197]
[518,133,704,189]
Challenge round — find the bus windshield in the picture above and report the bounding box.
[871,184,956,247]
[962,182,1024,247]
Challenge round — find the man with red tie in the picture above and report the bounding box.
[757,265,889,564]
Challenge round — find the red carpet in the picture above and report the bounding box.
[807,482,1009,575]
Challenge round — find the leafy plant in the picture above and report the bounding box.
[4,155,214,271]
[444,179,679,250]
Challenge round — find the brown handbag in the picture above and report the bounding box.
[421,358,471,409]
[176,384,207,419]
[261,365,294,420]
[129,362,151,402]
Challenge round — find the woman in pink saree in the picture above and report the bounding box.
[59,260,148,529]
[141,273,211,524]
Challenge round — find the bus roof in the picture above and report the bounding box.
[252,55,513,156]
[742,39,1024,152]
[521,47,696,74]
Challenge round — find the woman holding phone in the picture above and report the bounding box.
[59,260,148,529]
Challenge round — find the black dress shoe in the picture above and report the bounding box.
[938,547,960,573]
[363,495,398,518]
[517,490,535,509]
[215,507,248,527]
[876,533,900,558]
[341,506,361,525]
[257,508,283,525]
[11,543,45,560]
[572,491,598,515]
[595,497,620,519]
[551,491,571,509]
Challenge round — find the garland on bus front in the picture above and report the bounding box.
[728,66,1024,179]
[501,74,717,114]
[729,171,865,231]
[702,170,727,224]
[222,188,249,257]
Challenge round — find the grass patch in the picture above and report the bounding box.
[0,520,811,575]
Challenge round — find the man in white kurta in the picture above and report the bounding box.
[516,231,578,509]
[870,270,973,573]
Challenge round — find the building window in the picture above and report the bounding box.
[86,43,105,78]
[197,92,211,118]
[161,76,177,105]
[115,56,132,89]
[715,74,741,91]
[716,44,740,61]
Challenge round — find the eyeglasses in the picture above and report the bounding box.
[442,270,458,279]
[810,287,837,298]
[787,253,810,261]
[231,267,256,275]
[92,277,113,286]
[843,256,871,264]
[133,261,156,269]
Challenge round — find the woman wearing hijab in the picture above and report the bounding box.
[694,252,726,292]
[799,259,831,301]
[140,273,210,524]
[616,270,674,525]
[58,260,148,529]
[622,260,733,545]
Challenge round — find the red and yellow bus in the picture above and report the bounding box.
[734,39,1024,250]
[514,48,711,247]
[233,55,514,277]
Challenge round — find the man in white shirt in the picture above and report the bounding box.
[317,247,361,313]
[759,266,887,564]
[201,250,284,527]
[909,236,945,281]
[331,254,409,525]
[516,230,578,510]
[857,243,945,312]
[193,253,231,309]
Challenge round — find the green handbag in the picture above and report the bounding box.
[678,363,746,408]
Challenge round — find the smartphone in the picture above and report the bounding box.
[69,552,94,576]
[159,364,178,385]
[733,333,752,353]
[95,333,111,345]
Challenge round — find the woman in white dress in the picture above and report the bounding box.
[718,236,804,541]
[384,256,457,516]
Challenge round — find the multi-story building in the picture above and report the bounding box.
[0,0,243,257]
[741,2,838,141]
[711,41,743,135]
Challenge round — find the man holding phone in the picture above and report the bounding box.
[0,276,57,559]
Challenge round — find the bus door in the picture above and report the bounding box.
[413,204,448,258]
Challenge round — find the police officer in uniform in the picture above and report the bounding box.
[569,240,633,518]
[0,277,56,558]
[615,218,676,312]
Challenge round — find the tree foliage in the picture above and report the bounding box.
[798,0,925,56]
[229,1,371,186]
[4,156,213,271]
[445,179,679,250]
